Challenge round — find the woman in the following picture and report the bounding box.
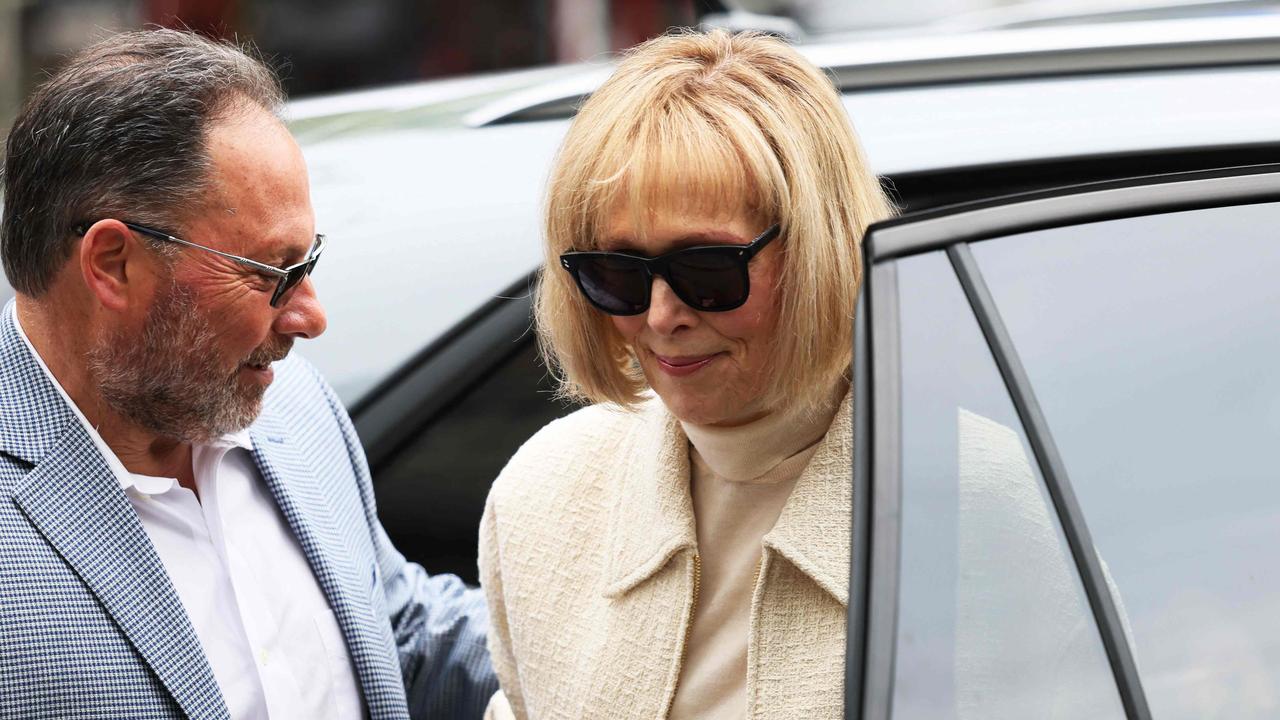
[479,29,892,719]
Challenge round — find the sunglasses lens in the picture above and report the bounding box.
[270,257,319,307]
[667,248,748,311]
[575,255,649,315]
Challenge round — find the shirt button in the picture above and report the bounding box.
[259,649,270,666]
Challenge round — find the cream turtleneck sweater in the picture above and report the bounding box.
[667,382,847,720]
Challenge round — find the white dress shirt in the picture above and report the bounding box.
[15,315,364,719]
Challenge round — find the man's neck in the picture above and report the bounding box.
[100,430,197,493]
[16,298,198,491]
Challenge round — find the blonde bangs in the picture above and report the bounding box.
[537,29,894,412]
[564,96,784,252]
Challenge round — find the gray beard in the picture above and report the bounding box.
[87,278,290,444]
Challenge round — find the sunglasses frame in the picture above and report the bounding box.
[559,223,781,316]
[78,220,326,307]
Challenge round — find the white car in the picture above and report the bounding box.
[4,13,1278,718]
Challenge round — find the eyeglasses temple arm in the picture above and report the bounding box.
[164,234,289,277]
[742,223,782,260]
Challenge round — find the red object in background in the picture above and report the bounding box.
[612,0,663,48]
[613,0,696,48]
[145,0,239,39]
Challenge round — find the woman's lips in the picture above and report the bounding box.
[654,353,721,377]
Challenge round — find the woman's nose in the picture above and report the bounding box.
[645,276,696,335]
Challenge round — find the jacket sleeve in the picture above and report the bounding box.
[309,361,499,720]
[377,525,498,720]
[478,493,527,719]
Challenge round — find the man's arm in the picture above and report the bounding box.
[375,523,499,720]
[308,361,498,720]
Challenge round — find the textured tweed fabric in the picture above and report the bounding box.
[0,300,495,720]
[479,392,852,719]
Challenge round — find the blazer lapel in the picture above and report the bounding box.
[1,301,227,720]
[249,412,402,718]
[12,423,229,720]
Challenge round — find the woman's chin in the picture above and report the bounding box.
[657,390,766,427]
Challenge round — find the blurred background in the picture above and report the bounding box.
[6,0,1275,134]
[8,0,723,133]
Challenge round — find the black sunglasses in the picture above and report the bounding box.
[559,224,781,316]
[78,221,325,307]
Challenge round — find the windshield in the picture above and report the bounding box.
[714,0,1280,36]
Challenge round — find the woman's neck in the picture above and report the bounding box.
[680,380,847,483]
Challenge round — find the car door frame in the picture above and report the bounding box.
[846,162,1280,720]
[349,273,538,471]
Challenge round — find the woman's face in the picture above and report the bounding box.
[604,205,783,427]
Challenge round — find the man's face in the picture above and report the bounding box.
[90,275,292,442]
[90,104,327,442]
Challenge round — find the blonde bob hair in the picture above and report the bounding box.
[536,29,893,414]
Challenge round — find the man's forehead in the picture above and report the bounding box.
[197,108,314,262]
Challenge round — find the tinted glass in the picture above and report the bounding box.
[373,339,577,583]
[667,248,747,310]
[893,251,1124,719]
[973,200,1280,718]
[577,255,649,314]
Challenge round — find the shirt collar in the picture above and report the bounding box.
[13,310,255,492]
[215,429,255,452]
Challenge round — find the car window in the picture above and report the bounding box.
[972,201,1280,718]
[371,337,577,584]
[892,250,1125,719]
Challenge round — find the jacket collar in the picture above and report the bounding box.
[2,300,231,719]
[602,400,698,597]
[0,300,75,466]
[763,390,852,606]
[602,389,852,606]
[2,299,404,717]
[249,370,409,717]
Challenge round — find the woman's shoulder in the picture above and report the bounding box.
[486,395,666,515]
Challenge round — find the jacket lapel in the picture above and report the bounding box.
[2,302,227,720]
[602,399,697,598]
[601,389,853,605]
[249,411,402,718]
[588,399,700,718]
[762,388,853,606]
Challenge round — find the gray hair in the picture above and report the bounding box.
[0,29,286,296]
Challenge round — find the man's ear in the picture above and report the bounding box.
[79,219,146,312]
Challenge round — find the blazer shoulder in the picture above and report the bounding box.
[487,396,663,514]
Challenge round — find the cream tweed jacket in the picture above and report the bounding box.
[479,392,852,719]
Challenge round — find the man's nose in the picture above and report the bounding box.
[645,276,696,335]
[274,276,327,339]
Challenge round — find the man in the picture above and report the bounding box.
[0,30,495,719]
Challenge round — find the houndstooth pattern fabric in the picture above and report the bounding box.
[0,300,496,719]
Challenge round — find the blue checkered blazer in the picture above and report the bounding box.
[0,301,496,719]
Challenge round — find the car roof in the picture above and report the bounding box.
[292,15,1280,405]
[464,14,1280,126]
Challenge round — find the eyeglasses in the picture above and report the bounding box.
[79,221,326,307]
[559,223,781,316]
